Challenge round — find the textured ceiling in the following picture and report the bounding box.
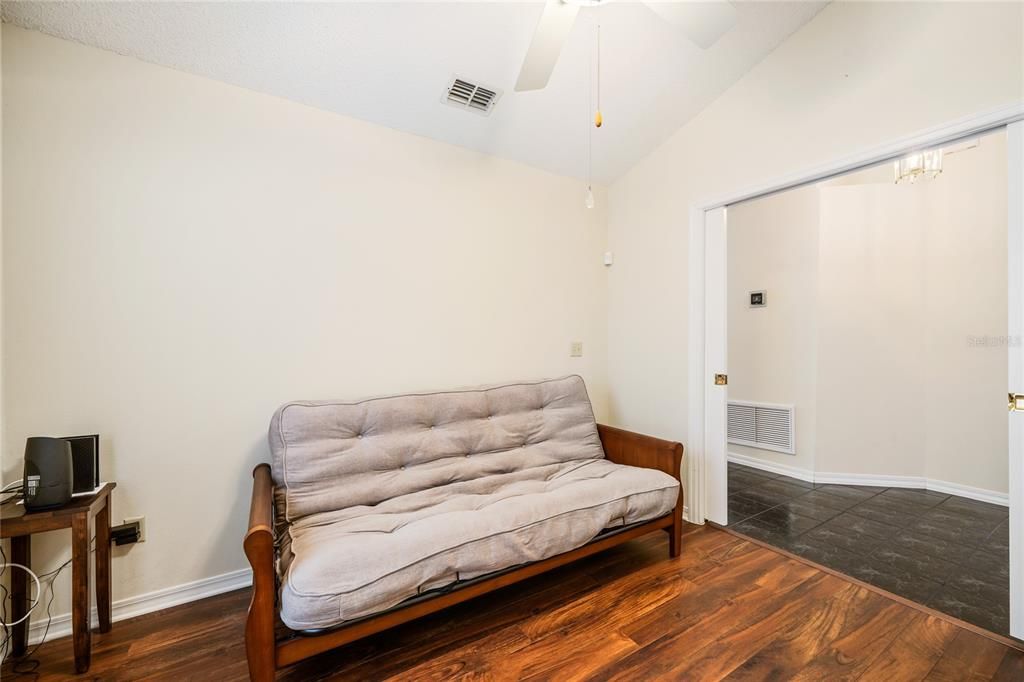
[2,1,827,183]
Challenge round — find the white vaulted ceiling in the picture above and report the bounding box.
[2,1,826,183]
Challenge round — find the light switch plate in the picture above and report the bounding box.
[570,341,583,357]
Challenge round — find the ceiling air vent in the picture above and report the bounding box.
[443,76,501,116]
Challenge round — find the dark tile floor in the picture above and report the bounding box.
[727,462,1011,635]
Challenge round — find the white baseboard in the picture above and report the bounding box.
[728,452,1009,507]
[812,470,929,488]
[726,452,815,483]
[26,567,253,646]
[923,479,1009,507]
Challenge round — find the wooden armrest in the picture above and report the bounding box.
[246,464,275,544]
[598,424,686,557]
[597,424,683,482]
[244,463,275,587]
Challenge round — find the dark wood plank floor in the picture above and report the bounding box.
[5,524,1022,681]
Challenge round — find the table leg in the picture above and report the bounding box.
[71,512,92,673]
[95,495,112,633]
[10,534,30,657]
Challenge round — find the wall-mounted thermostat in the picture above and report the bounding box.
[749,290,766,308]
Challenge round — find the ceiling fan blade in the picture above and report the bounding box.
[645,1,737,49]
[514,0,580,92]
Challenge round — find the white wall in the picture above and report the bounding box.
[4,0,1023,628]
[727,186,819,472]
[726,136,1008,495]
[814,182,929,480]
[1,25,609,623]
[607,1,1023,504]
[921,140,1009,491]
[816,135,1008,492]
[1,19,5,493]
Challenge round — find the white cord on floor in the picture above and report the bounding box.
[0,563,41,626]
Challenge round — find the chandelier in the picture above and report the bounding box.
[894,149,943,184]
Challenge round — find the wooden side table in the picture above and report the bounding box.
[1,482,115,673]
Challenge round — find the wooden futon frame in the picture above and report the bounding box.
[243,424,684,680]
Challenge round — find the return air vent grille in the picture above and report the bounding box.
[443,77,501,116]
[727,401,795,455]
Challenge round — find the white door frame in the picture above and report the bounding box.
[1007,119,1024,640]
[686,101,1024,631]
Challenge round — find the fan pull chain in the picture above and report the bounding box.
[594,23,603,128]
[585,21,595,209]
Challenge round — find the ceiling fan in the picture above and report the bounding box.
[515,0,738,92]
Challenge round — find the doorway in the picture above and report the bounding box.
[691,117,1024,640]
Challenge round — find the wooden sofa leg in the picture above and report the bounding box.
[245,465,277,682]
[245,530,277,681]
[245,536,277,681]
[668,517,682,558]
[245,593,276,682]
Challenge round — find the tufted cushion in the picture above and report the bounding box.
[268,375,680,631]
[278,459,678,629]
[269,375,606,522]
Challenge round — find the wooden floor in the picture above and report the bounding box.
[5,524,1023,681]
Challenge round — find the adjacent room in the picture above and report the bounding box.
[726,129,1012,635]
[1,1,1022,679]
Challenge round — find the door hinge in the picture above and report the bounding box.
[1010,393,1024,411]
[714,374,728,386]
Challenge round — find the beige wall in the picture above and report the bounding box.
[3,0,1022,628]
[607,1,1023,501]
[814,182,930,479]
[1,21,5,491]
[729,135,1008,494]
[1,26,609,621]
[816,135,1008,492]
[727,185,819,473]
[921,139,1009,491]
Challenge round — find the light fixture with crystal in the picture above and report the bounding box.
[894,149,943,184]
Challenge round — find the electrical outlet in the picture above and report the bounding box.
[123,516,146,543]
[570,341,583,357]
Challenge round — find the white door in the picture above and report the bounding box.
[705,206,728,525]
[1007,119,1023,640]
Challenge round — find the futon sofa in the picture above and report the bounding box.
[244,375,683,680]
